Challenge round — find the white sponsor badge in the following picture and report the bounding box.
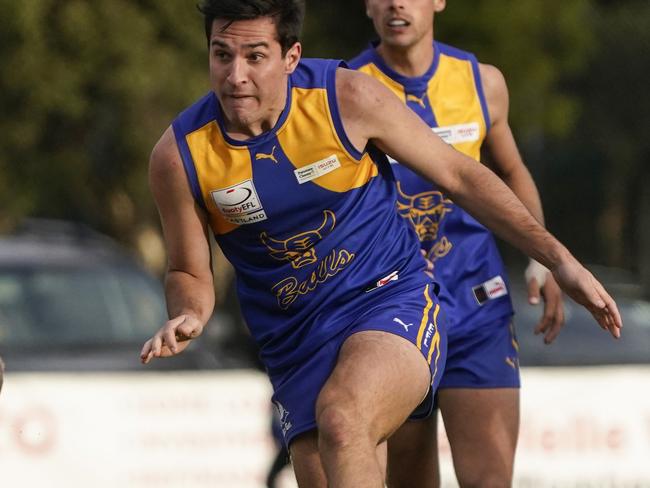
[433,122,480,145]
[294,155,341,184]
[211,179,267,225]
[484,275,508,299]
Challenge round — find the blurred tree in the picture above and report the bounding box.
[0,0,208,248]
[579,1,650,275]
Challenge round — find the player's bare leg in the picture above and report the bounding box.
[290,430,327,487]
[386,388,518,488]
[439,388,519,488]
[314,330,431,487]
[291,432,388,487]
[386,413,440,488]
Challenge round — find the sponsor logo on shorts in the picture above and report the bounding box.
[294,155,341,184]
[274,401,293,437]
[211,179,267,225]
[423,322,436,348]
[393,317,413,332]
[472,275,508,305]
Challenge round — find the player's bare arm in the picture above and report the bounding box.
[140,127,216,364]
[336,67,621,337]
[481,62,565,343]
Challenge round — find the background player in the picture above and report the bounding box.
[140,1,621,486]
[349,0,565,486]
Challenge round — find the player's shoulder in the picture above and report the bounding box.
[477,62,508,101]
[149,126,183,181]
[335,67,390,113]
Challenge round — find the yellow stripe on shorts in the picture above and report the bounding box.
[416,284,433,350]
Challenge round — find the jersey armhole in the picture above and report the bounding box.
[469,54,492,131]
[171,120,208,210]
[325,60,365,161]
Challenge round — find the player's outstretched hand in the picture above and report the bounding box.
[551,259,622,338]
[525,260,565,344]
[140,314,205,364]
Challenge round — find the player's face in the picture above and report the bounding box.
[365,0,445,49]
[209,17,301,135]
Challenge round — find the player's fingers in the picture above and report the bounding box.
[140,339,153,363]
[527,277,541,305]
[544,301,565,344]
[162,326,179,355]
[176,319,201,340]
[588,280,622,338]
[151,332,164,357]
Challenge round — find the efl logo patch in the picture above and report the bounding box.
[472,275,508,305]
[433,122,480,145]
[211,179,267,225]
[294,155,341,184]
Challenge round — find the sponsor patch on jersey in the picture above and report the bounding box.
[472,275,508,305]
[211,179,267,225]
[294,155,341,184]
[433,122,480,145]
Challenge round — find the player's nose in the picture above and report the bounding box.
[226,57,249,86]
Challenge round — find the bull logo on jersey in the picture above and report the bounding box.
[261,210,336,269]
[396,182,454,261]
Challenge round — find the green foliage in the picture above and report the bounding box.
[0,0,208,238]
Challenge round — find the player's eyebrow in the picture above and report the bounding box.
[210,40,270,50]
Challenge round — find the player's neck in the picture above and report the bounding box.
[377,36,435,78]
[222,88,288,141]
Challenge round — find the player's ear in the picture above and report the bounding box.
[434,0,446,13]
[365,0,371,18]
[284,42,302,74]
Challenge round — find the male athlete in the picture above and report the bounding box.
[140,1,621,487]
[349,1,562,485]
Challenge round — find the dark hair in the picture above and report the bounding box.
[197,0,305,54]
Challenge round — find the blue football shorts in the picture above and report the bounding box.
[437,313,520,390]
[269,282,448,447]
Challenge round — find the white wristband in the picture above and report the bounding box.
[525,259,549,287]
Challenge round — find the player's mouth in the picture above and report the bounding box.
[386,18,411,29]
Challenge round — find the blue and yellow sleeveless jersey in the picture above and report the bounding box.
[349,42,514,330]
[172,58,430,372]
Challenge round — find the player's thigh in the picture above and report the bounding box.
[316,330,432,442]
[387,413,440,488]
[438,388,519,485]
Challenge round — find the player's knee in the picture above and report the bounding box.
[316,402,363,450]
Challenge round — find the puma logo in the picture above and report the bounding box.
[406,93,427,109]
[256,146,278,164]
[393,317,413,332]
